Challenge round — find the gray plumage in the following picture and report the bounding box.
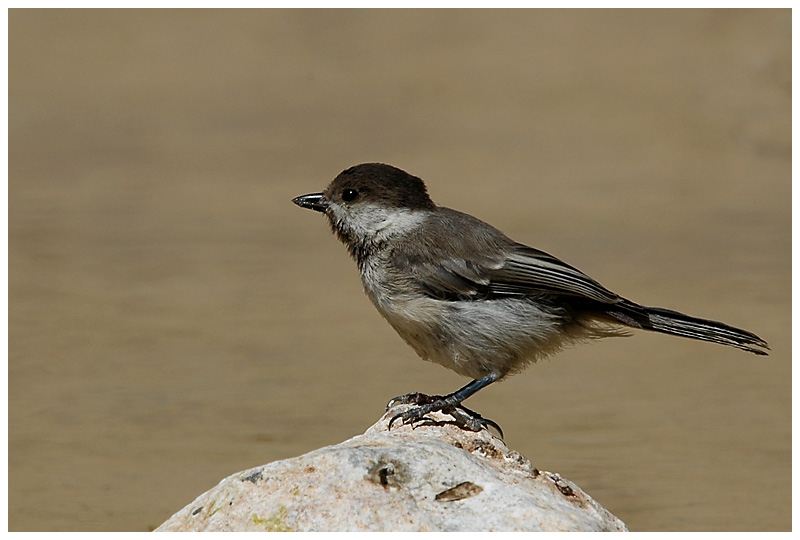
[293,163,769,431]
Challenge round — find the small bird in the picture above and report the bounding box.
[293,163,769,434]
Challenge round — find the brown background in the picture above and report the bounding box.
[9,9,790,531]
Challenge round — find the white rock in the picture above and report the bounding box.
[156,406,628,532]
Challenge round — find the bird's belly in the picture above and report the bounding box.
[366,289,569,380]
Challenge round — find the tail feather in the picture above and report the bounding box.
[607,302,769,356]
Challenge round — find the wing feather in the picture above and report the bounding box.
[401,240,620,305]
[488,245,621,303]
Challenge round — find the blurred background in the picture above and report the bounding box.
[9,9,790,532]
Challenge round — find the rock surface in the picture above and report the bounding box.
[156,406,628,532]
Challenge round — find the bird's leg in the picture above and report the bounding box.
[387,373,502,436]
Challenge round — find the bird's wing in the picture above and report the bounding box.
[487,245,621,303]
[410,256,495,301]
[403,243,621,304]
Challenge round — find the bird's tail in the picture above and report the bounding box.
[606,301,769,356]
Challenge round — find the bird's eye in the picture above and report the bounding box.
[342,189,359,202]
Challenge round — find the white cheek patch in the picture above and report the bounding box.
[372,208,427,237]
[335,203,427,241]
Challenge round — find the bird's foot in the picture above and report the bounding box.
[386,392,503,438]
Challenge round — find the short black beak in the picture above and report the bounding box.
[292,192,329,213]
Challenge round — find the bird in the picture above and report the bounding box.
[292,163,769,434]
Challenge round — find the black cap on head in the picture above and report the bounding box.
[326,163,436,211]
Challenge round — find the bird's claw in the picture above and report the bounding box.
[386,393,503,438]
[386,392,443,410]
